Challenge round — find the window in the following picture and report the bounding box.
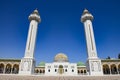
[64,65,68,68]
[54,65,57,68]
[40,70,42,73]
[81,70,83,73]
[55,69,57,72]
[65,69,67,72]
[48,66,51,68]
[71,66,74,68]
[72,69,74,72]
[84,70,86,73]
[48,69,50,72]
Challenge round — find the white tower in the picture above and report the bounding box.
[19,9,41,75]
[81,9,103,75]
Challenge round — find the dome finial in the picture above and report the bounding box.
[82,8,90,15]
[33,9,39,15]
[29,9,41,23]
[81,8,93,22]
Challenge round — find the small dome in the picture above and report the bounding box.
[77,62,85,66]
[82,9,90,15]
[54,53,68,62]
[81,9,93,22]
[38,62,45,67]
[33,9,39,15]
[29,9,41,23]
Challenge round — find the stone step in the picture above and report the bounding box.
[0,75,120,80]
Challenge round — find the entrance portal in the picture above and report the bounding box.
[58,65,64,74]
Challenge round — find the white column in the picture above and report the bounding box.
[83,20,97,59]
[81,9,103,76]
[3,64,6,73]
[19,9,41,75]
[24,20,38,58]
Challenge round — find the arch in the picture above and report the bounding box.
[35,69,39,73]
[84,70,86,74]
[12,64,19,74]
[118,64,120,74]
[59,65,63,68]
[58,65,64,74]
[81,70,83,74]
[0,63,4,73]
[78,70,80,74]
[103,64,110,74]
[5,64,12,74]
[72,69,74,72]
[55,69,57,72]
[111,64,118,74]
[65,69,67,72]
[40,69,42,73]
[48,69,50,72]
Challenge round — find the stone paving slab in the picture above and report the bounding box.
[0,74,120,80]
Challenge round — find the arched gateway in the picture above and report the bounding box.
[58,65,64,74]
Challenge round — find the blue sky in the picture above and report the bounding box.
[0,0,120,65]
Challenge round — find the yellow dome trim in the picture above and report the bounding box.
[54,53,68,62]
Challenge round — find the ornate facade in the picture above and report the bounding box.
[0,58,120,75]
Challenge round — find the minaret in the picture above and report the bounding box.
[19,9,41,75]
[81,9,103,75]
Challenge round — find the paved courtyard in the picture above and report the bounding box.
[0,74,120,80]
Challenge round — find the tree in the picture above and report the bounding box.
[106,56,111,59]
[118,53,120,59]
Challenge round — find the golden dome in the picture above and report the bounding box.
[54,53,68,62]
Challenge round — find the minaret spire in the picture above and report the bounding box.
[82,9,89,14]
[81,9,103,76]
[81,9,97,58]
[81,9,93,22]
[19,9,41,75]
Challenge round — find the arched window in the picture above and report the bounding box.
[81,70,83,74]
[55,69,57,72]
[48,69,50,72]
[35,69,39,73]
[58,65,64,74]
[59,65,63,68]
[103,64,110,74]
[0,63,4,73]
[12,64,19,74]
[40,70,42,73]
[84,70,86,74]
[72,69,74,72]
[5,64,12,74]
[65,69,67,72]
[78,70,80,74]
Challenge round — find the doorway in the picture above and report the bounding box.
[58,65,64,74]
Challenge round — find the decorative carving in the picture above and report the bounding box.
[91,61,100,72]
[23,61,28,71]
[91,62,94,71]
[93,61,99,72]
[98,62,101,71]
[28,61,31,71]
